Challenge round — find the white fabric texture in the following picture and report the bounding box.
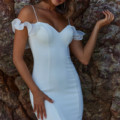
[11,18,85,40]
[71,26,85,40]
[11,16,85,120]
[11,18,32,35]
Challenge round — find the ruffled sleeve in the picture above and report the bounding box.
[72,26,85,40]
[11,18,32,49]
[11,18,32,36]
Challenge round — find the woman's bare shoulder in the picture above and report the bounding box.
[17,5,34,23]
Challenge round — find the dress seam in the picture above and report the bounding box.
[68,60,80,120]
[47,28,50,90]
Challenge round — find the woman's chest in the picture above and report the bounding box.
[29,22,74,46]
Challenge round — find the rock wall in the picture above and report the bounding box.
[0,0,120,120]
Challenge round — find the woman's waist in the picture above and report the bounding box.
[33,55,72,69]
[31,62,78,90]
[31,71,78,93]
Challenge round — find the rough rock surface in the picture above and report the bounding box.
[0,0,120,120]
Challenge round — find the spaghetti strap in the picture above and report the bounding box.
[68,18,70,25]
[30,5,38,22]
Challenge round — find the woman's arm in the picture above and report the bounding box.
[12,5,39,94]
[12,5,53,120]
[69,10,114,65]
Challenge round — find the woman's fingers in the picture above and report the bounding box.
[110,11,114,21]
[107,11,111,22]
[45,94,54,103]
[108,11,113,21]
[102,10,108,20]
[39,106,43,120]
[33,92,54,120]
[105,10,114,23]
[36,106,40,119]
[102,10,114,24]
[109,11,114,22]
[104,10,111,23]
[34,103,44,120]
[33,104,36,112]
[106,10,112,23]
[96,10,114,29]
[42,103,47,118]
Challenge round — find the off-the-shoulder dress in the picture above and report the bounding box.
[11,5,85,120]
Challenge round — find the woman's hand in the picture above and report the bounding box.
[96,10,114,29]
[33,89,54,120]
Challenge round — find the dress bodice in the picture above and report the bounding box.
[11,18,85,49]
[11,4,85,49]
[11,6,85,120]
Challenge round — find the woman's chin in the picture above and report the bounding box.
[51,0,63,6]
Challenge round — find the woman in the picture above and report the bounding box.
[11,0,114,120]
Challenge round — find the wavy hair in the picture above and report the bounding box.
[36,0,76,19]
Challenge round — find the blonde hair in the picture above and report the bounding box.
[35,0,76,19]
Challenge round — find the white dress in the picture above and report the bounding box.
[11,5,85,120]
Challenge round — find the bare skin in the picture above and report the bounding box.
[69,10,114,65]
[13,0,114,119]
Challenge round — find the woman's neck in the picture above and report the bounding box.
[37,0,56,12]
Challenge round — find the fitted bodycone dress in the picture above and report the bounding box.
[11,5,85,120]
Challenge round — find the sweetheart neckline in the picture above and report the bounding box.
[31,21,71,34]
[13,18,77,35]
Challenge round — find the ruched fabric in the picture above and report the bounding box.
[11,18,32,35]
[71,26,85,40]
[11,18,85,39]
